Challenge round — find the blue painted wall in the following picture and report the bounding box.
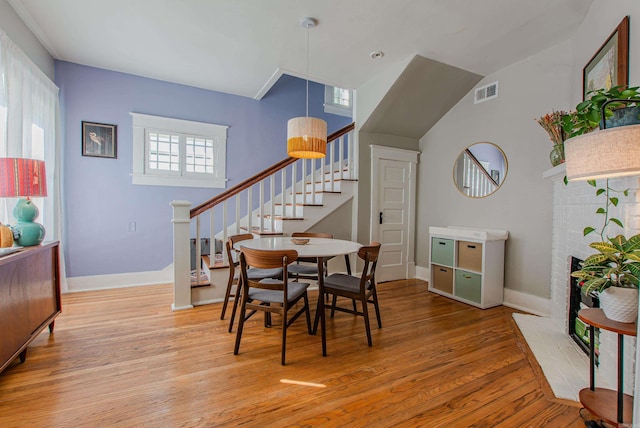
[55,61,351,277]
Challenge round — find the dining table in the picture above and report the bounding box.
[234,236,362,356]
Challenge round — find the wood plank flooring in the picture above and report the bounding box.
[0,279,587,427]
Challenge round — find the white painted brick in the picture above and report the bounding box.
[542,173,637,395]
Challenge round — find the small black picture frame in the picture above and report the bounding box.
[491,169,500,183]
[82,121,117,159]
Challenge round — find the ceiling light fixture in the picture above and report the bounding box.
[370,51,384,59]
[287,17,327,159]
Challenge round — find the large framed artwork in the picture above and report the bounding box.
[583,16,629,100]
[82,121,117,159]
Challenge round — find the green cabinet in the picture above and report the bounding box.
[431,237,454,266]
[455,270,482,303]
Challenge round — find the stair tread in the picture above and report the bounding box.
[201,255,229,270]
[256,215,305,222]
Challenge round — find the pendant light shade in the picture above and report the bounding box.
[287,117,327,159]
[565,124,640,181]
[287,17,327,159]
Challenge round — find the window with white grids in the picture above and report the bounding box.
[333,87,351,107]
[324,85,353,117]
[131,113,227,188]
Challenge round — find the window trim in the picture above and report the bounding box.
[324,85,353,117]
[130,113,228,188]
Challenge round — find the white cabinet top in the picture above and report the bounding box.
[429,226,509,241]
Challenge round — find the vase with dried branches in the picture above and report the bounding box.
[536,110,567,167]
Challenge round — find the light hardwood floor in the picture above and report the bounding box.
[0,279,586,427]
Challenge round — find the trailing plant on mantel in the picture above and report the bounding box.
[583,179,628,240]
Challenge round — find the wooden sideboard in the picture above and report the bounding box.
[0,242,61,374]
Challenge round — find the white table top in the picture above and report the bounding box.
[234,237,362,258]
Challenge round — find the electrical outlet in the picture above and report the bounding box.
[128,221,136,232]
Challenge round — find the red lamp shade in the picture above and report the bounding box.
[0,158,47,198]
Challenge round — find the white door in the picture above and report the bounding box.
[371,146,419,282]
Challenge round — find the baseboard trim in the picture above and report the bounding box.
[66,267,173,292]
[415,265,429,282]
[503,288,551,317]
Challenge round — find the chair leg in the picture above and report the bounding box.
[233,295,248,356]
[281,308,288,365]
[371,286,382,328]
[361,295,373,346]
[265,304,272,327]
[303,293,312,334]
[313,297,321,334]
[220,277,236,320]
[330,294,337,318]
[228,277,243,333]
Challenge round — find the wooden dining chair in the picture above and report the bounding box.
[234,247,313,365]
[222,234,283,333]
[314,242,382,347]
[288,232,334,282]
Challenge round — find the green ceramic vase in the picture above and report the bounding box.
[550,144,565,167]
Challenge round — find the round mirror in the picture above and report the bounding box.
[453,142,507,198]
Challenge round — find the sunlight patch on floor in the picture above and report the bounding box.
[280,379,327,388]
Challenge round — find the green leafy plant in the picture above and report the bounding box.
[561,85,640,138]
[571,234,640,294]
[583,179,629,240]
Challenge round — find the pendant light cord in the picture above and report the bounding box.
[306,22,310,118]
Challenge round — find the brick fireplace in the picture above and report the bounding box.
[544,165,639,396]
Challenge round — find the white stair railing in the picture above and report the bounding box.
[171,123,356,310]
[459,150,498,198]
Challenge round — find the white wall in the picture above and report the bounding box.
[418,40,572,299]
[417,0,638,301]
[0,0,54,79]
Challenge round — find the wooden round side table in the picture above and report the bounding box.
[578,308,636,427]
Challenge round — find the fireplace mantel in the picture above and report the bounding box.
[542,163,565,180]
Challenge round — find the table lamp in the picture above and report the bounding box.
[0,157,47,246]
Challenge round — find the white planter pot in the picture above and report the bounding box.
[599,287,639,323]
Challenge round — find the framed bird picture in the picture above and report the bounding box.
[82,121,117,158]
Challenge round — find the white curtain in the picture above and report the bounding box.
[0,29,65,284]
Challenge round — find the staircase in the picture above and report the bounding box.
[170,123,356,310]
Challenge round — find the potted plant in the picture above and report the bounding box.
[561,85,640,138]
[571,234,640,323]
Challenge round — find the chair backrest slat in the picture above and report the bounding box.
[239,246,298,293]
[358,242,381,289]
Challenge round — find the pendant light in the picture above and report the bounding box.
[287,17,327,159]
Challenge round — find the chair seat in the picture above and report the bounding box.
[288,264,319,276]
[234,267,283,280]
[249,280,310,304]
[324,273,367,293]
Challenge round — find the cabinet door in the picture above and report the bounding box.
[455,270,482,303]
[431,237,454,266]
[457,241,482,272]
[431,264,453,294]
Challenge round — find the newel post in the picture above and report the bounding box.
[171,200,193,311]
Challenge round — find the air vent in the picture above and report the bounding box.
[474,81,499,104]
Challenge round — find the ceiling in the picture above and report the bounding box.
[8,0,592,99]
